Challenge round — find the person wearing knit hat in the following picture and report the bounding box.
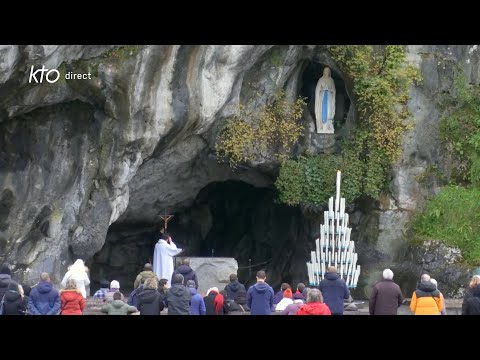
[104,280,125,303]
[275,288,294,312]
[0,264,17,301]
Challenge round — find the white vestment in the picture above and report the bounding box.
[153,239,182,287]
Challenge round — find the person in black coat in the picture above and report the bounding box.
[0,264,17,300]
[224,274,247,301]
[171,258,198,289]
[3,282,27,315]
[166,274,191,315]
[225,288,250,314]
[136,278,164,315]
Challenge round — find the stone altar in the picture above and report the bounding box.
[175,257,238,296]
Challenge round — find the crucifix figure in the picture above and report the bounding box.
[159,209,174,232]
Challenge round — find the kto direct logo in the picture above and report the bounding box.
[28,65,60,83]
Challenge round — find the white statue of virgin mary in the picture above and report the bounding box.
[314,67,336,134]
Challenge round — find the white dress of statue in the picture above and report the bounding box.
[153,236,182,287]
[315,67,336,134]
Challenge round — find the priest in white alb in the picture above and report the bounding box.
[153,232,182,287]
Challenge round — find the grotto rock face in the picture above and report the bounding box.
[351,45,480,298]
[1,45,480,296]
[0,45,318,285]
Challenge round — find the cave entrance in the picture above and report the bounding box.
[300,62,351,131]
[89,180,315,292]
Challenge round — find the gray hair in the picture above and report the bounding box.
[421,274,431,282]
[383,269,394,280]
[430,278,438,288]
[307,288,323,303]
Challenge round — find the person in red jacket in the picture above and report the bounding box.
[60,279,86,315]
[297,288,331,315]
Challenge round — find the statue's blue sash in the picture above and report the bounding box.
[322,90,329,124]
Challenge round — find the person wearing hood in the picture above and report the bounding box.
[275,288,294,312]
[102,292,138,315]
[2,282,27,315]
[247,270,274,315]
[61,259,90,298]
[133,263,159,289]
[60,278,86,315]
[281,292,305,315]
[297,289,331,315]
[0,264,18,300]
[187,280,206,315]
[409,274,443,315]
[225,288,250,314]
[319,266,350,315]
[204,287,225,315]
[28,272,61,315]
[224,273,246,301]
[171,258,198,289]
[166,274,191,315]
[136,277,164,315]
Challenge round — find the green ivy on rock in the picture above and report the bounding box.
[275,45,421,206]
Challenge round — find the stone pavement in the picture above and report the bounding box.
[82,296,464,315]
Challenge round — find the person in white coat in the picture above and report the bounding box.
[61,259,90,298]
[153,232,182,287]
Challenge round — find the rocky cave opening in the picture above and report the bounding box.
[89,180,316,292]
[300,61,351,132]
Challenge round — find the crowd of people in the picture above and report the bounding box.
[1,260,480,315]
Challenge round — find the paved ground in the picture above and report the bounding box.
[84,297,464,315]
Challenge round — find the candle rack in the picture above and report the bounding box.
[306,170,361,289]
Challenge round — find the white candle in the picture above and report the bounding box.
[336,170,341,212]
[320,225,325,246]
[354,265,361,287]
[307,263,313,285]
[340,198,345,219]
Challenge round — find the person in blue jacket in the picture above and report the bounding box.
[319,266,350,315]
[247,270,274,315]
[28,272,61,315]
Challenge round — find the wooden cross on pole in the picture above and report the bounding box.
[159,209,174,232]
